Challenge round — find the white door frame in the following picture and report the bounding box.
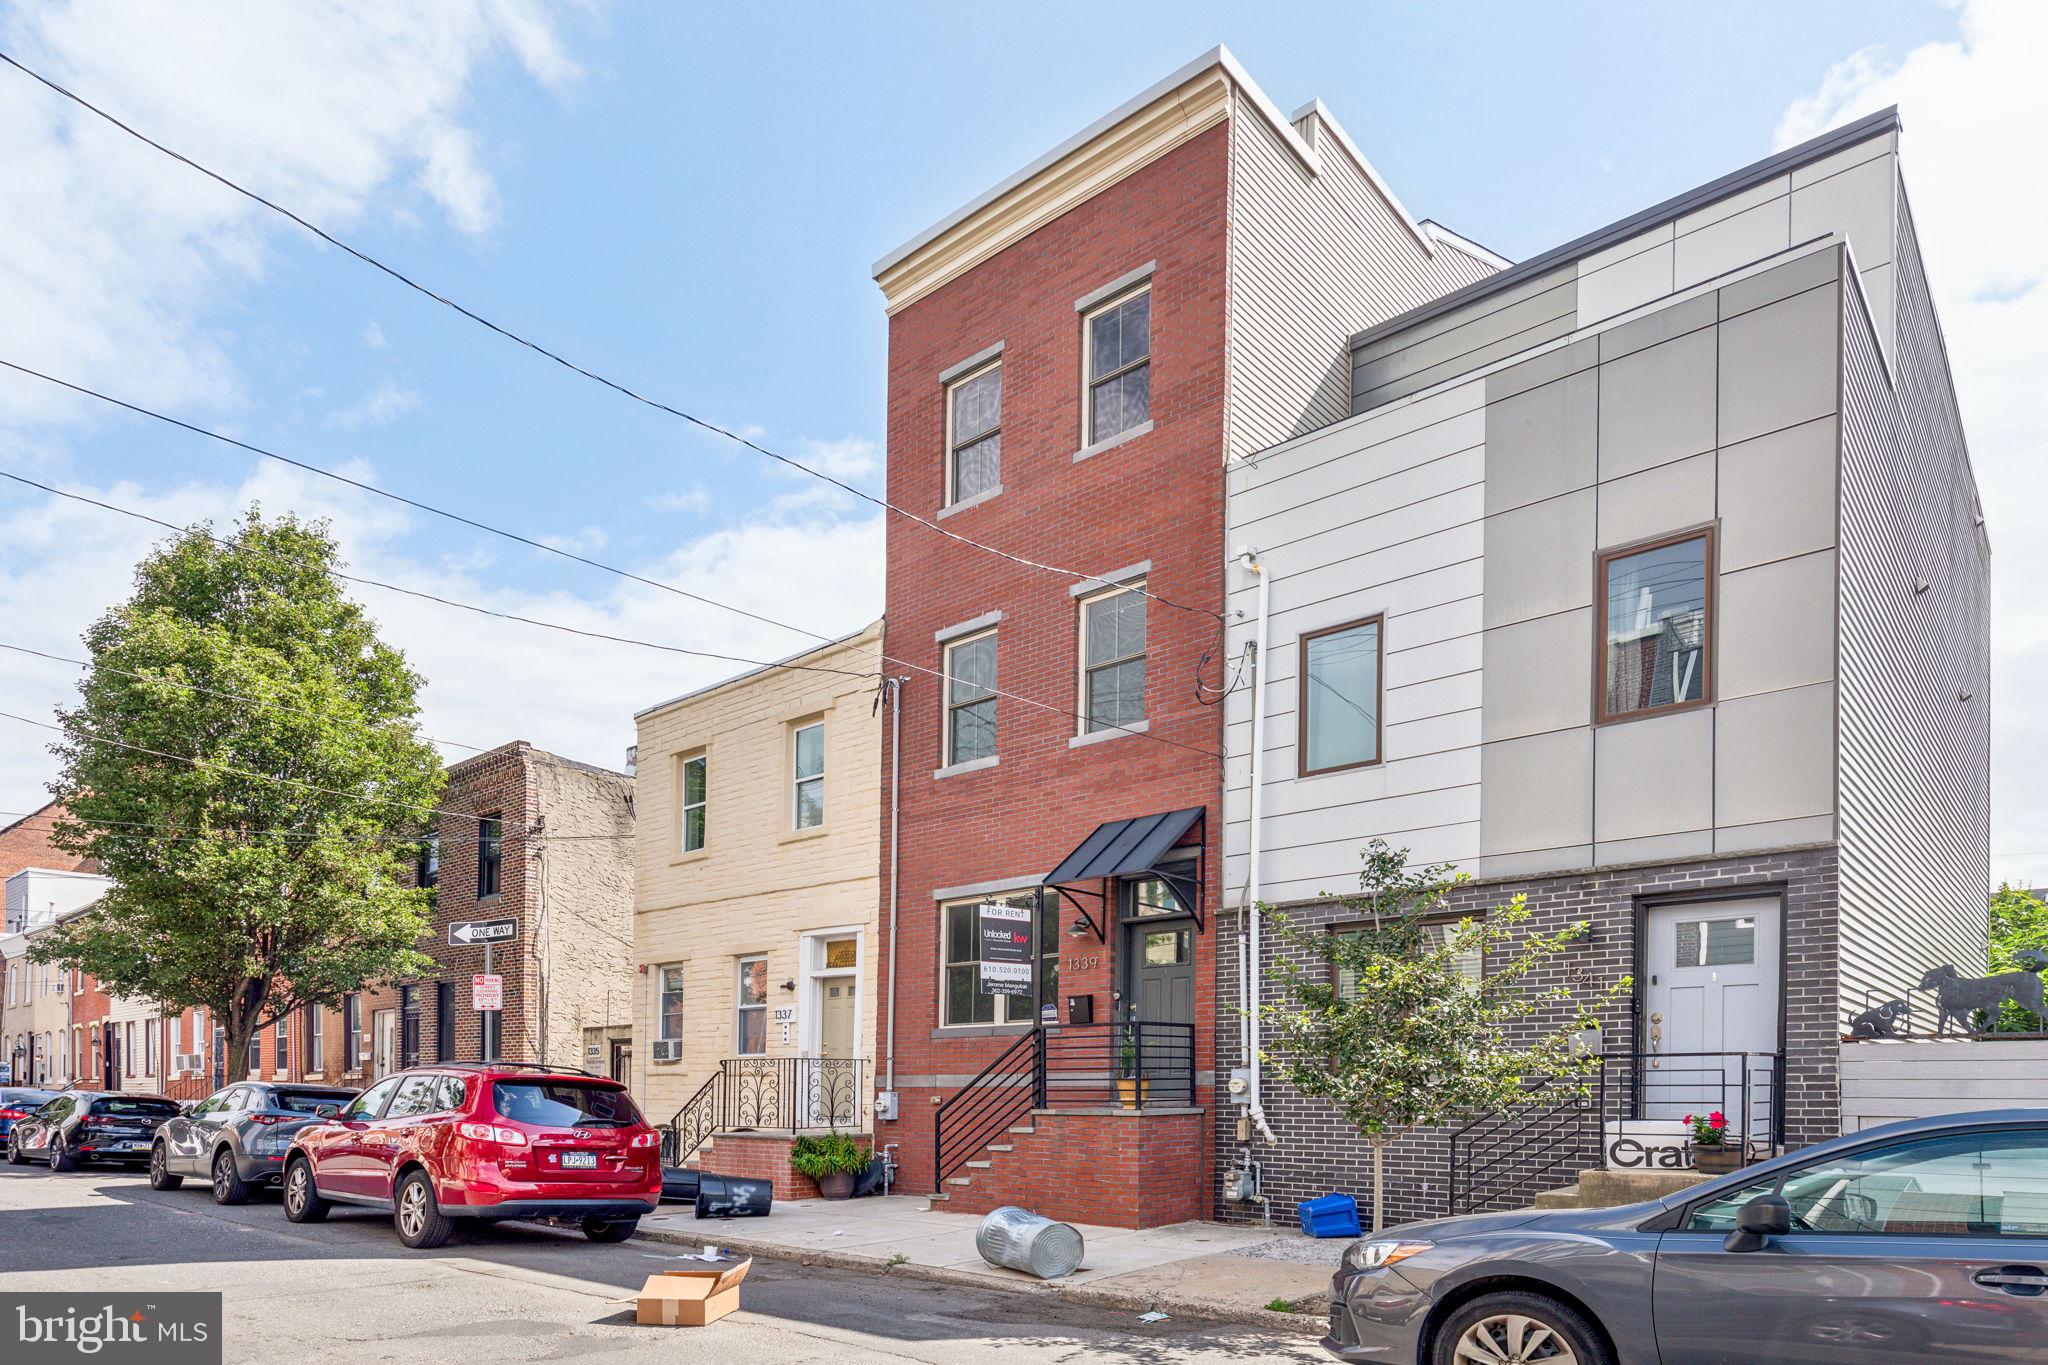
[797,926,864,1060]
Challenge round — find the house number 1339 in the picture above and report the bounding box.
[1063,954,1101,972]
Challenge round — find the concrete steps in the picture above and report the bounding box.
[923,1115,1040,1212]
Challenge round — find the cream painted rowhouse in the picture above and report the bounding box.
[1218,107,1988,1226]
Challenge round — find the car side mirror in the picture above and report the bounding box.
[314,1104,339,1119]
[1724,1194,1792,1253]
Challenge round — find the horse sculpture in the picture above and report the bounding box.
[1915,963,2046,1035]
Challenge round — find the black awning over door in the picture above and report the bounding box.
[1043,806,1206,939]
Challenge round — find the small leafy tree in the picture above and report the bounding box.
[1260,840,1628,1230]
[31,511,445,1081]
[1988,884,2048,1032]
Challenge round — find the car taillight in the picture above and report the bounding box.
[248,1114,284,1125]
[628,1131,659,1149]
[0,1109,24,1121]
[80,1115,109,1127]
[457,1122,528,1147]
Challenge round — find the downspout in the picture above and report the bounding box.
[884,674,905,1095]
[1238,548,1279,1145]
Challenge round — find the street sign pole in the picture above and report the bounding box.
[483,940,496,1062]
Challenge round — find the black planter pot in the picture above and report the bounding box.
[816,1170,856,1200]
[1692,1143,1742,1176]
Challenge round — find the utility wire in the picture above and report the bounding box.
[0,49,1221,626]
[0,469,1222,758]
[0,807,624,846]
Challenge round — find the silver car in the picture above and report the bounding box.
[1324,1109,2048,1363]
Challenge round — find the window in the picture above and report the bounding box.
[416,831,439,888]
[1598,530,1713,722]
[792,723,825,830]
[246,1029,259,1076]
[1080,584,1147,733]
[274,1015,287,1074]
[435,982,455,1061]
[735,957,768,1054]
[1300,617,1383,775]
[679,753,708,853]
[1686,1129,2048,1237]
[477,815,503,897]
[437,1075,468,1111]
[944,632,998,765]
[303,1005,322,1073]
[341,1074,403,1123]
[940,892,1049,1027]
[145,1019,157,1076]
[947,361,1002,505]
[1084,286,1151,445]
[658,966,686,1048]
[387,1074,443,1118]
[492,1081,641,1128]
[1673,916,1756,968]
[1334,916,1485,998]
[342,994,360,1071]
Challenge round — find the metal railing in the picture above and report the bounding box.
[1446,1050,1785,1216]
[931,1021,1195,1187]
[658,1055,866,1167]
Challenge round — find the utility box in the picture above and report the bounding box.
[1066,994,1095,1025]
[874,1090,900,1122]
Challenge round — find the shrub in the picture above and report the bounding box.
[789,1131,872,1178]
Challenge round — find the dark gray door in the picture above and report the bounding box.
[1653,1126,2048,1362]
[1126,919,1194,1026]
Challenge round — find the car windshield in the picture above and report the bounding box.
[491,1081,641,1129]
[1,1090,55,1107]
[90,1097,180,1117]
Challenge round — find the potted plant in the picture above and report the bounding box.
[1114,1034,1149,1110]
[790,1130,871,1200]
[1684,1110,1741,1174]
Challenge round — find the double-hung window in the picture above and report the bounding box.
[946,362,1002,505]
[1080,583,1147,734]
[940,892,1055,1027]
[1333,916,1485,998]
[735,957,767,1055]
[1597,529,1713,722]
[1084,286,1151,445]
[792,723,825,829]
[343,994,360,1071]
[274,1015,288,1074]
[679,753,708,853]
[944,631,998,765]
[656,966,686,1061]
[1299,617,1384,775]
[477,814,503,897]
[303,1005,322,1073]
[416,831,439,888]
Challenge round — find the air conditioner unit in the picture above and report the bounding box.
[652,1040,681,1063]
[176,1054,203,1073]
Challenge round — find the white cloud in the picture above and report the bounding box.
[360,322,388,351]
[0,0,582,425]
[795,435,882,484]
[537,524,609,555]
[324,380,422,430]
[1777,0,2048,886]
[642,486,711,515]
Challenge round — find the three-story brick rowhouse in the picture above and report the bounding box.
[869,47,1502,1226]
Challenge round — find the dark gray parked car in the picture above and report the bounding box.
[1324,1110,2048,1363]
[151,1081,356,1204]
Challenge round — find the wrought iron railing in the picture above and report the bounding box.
[658,1055,866,1167]
[931,1021,1196,1186]
[1446,1050,1785,1216]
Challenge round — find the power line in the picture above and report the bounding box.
[0,49,1221,626]
[0,357,834,647]
[1,468,1221,758]
[0,641,492,754]
[0,808,625,845]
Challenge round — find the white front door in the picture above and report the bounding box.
[1644,897,1781,1143]
[372,1009,397,1078]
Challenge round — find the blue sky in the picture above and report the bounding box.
[5,1,2044,881]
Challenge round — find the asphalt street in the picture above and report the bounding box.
[0,1164,1327,1363]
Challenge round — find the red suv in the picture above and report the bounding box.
[282,1063,661,1248]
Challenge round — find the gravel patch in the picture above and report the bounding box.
[1223,1235,1350,1265]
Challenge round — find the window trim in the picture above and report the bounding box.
[790,721,826,832]
[1594,525,1717,727]
[1076,581,1148,737]
[734,955,768,1056]
[937,891,1048,1029]
[944,358,1003,509]
[1080,283,1153,448]
[477,813,504,898]
[677,750,708,855]
[1297,614,1386,778]
[656,963,686,1046]
[942,628,999,768]
[416,830,439,888]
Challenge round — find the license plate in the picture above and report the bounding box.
[560,1152,597,1170]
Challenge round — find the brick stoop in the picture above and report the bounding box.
[925,1107,1209,1228]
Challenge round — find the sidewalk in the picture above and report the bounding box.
[637,1195,1342,1332]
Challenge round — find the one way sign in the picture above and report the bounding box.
[449,918,517,947]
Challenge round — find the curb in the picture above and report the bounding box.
[633,1222,1324,1336]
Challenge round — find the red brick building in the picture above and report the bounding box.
[869,49,1498,1225]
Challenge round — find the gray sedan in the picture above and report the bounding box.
[1324,1109,2048,1363]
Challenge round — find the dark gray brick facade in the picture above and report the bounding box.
[1213,845,1840,1227]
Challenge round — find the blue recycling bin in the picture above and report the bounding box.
[1297,1192,1362,1239]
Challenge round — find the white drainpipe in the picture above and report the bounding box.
[1238,548,1279,1145]
[884,674,904,1095]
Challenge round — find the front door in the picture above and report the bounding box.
[371,1010,398,1079]
[609,1039,631,1085]
[1643,896,1780,1144]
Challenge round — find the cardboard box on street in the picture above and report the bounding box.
[634,1257,751,1328]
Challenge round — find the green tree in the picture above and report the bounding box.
[31,511,445,1081]
[1260,840,1628,1230]
[1988,883,2048,1032]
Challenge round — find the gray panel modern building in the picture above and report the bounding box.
[1217,107,1989,1225]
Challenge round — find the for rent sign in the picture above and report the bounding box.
[977,901,1033,997]
[4,1292,221,1363]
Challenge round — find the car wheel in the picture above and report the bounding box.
[48,1136,75,1173]
[211,1149,250,1205]
[4,1134,22,1165]
[282,1158,329,1223]
[394,1170,454,1249]
[148,1142,184,1191]
[581,1216,639,1243]
[1432,1291,1612,1365]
